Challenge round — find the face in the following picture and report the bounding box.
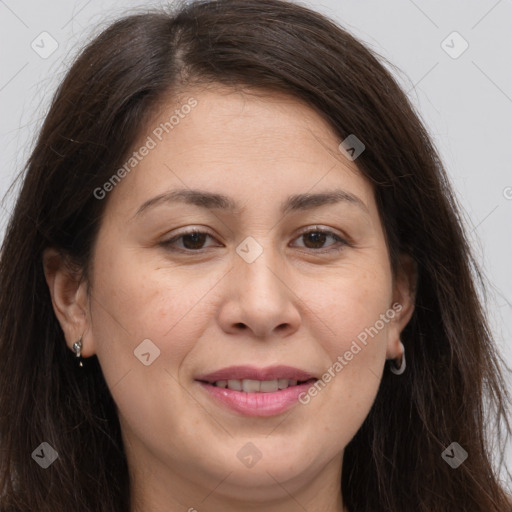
[45,86,414,509]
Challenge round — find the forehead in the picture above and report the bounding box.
[103,86,374,219]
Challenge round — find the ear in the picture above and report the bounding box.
[42,247,95,358]
[386,253,417,360]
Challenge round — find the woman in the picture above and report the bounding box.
[0,0,510,510]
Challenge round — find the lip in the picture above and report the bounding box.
[195,365,318,417]
[197,380,317,417]
[195,365,316,383]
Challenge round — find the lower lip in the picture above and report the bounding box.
[197,380,316,417]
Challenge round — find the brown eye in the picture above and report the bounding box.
[181,232,209,250]
[161,230,218,252]
[302,231,328,249]
[292,228,347,252]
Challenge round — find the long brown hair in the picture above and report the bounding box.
[1,1,510,510]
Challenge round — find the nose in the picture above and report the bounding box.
[217,241,301,339]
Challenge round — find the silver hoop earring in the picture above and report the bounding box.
[390,341,406,375]
[72,336,84,368]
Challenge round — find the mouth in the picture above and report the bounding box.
[195,365,319,417]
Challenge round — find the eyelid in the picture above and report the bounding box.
[293,224,345,240]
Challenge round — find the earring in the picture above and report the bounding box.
[389,340,406,375]
[72,335,84,368]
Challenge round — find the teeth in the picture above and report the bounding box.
[227,379,242,391]
[213,378,303,392]
[242,379,261,392]
[278,378,289,389]
[260,379,278,392]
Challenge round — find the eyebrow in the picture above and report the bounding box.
[132,188,368,219]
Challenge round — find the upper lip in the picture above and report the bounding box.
[195,365,318,383]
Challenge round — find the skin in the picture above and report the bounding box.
[43,86,415,512]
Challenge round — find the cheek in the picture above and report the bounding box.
[297,258,393,434]
[87,247,220,453]
[89,240,228,381]
[310,255,393,353]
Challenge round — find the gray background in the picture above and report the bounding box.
[1,0,511,486]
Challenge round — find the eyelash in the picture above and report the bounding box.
[160,226,349,254]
